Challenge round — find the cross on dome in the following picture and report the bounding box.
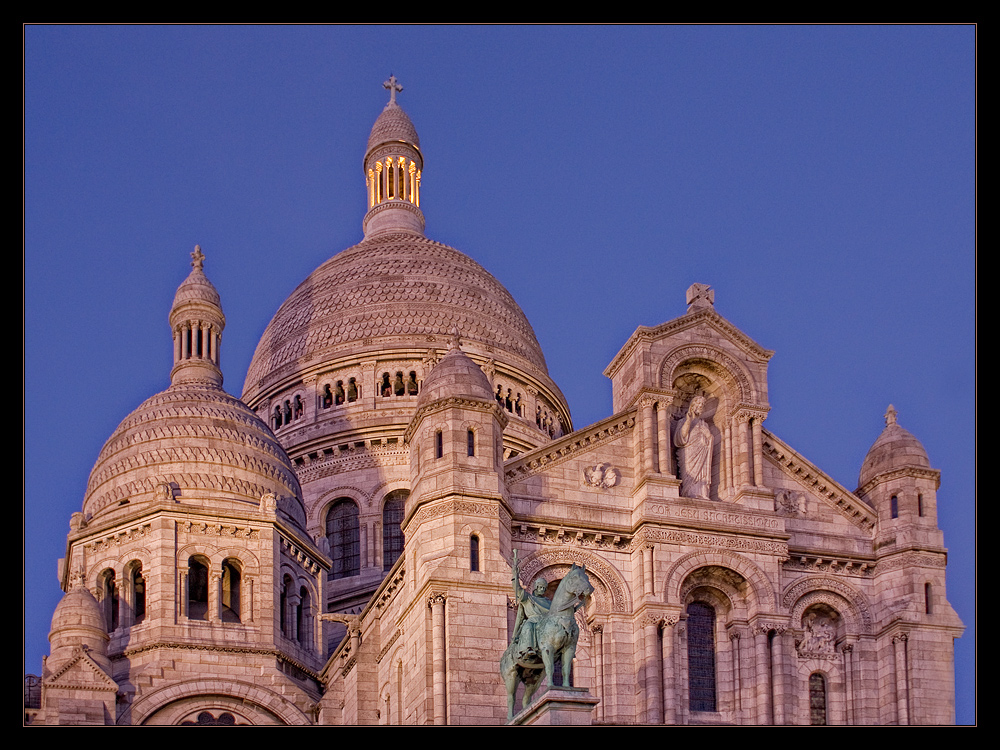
[384,75,403,106]
[191,245,205,270]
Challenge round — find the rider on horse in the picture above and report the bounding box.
[511,550,551,662]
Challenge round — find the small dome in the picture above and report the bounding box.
[48,583,110,671]
[367,101,421,156]
[858,405,931,488]
[171,248,222,312]
[50,584,106,639]
[83,381,307,529]
[416,342,494,409]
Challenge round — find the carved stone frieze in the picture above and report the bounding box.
[511,522,629,551]
[874,550,947,572]
[83,523,153,553]
[782,554,874,577]
[635,525,788,557]
[279,535,323,575]
[181,520,260,540]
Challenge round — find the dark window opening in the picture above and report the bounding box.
[327,500,360,579]
[687,601,717,712]
[470,535,480,572]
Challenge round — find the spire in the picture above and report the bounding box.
[169,246,226,387]
[363,77,425,238]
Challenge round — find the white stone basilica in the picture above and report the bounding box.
[28,79,963,725]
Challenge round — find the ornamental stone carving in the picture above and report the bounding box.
[583,463,620,488]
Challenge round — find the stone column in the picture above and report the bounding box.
[592,624,604,723]
[661,617,677,724]
[178,567,188,620]
[286,591,301,641]
[245,576,254,624]
[209,570,221,624]
[893,633,909,725]
[730,630,743,720]
[642,545,654,598]
[842,641,855,725]
[430,594,447,725]
[754,627,770,724]
[772,628,786,725]
[751,416,764,487]
[640,397,656,477]
[657,401,672,476]
[676,618,689,725]
[643,614,662,724]
[737,415,750,488]
[721,420,735,490]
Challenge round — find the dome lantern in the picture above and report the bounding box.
[362,76,425,238]
[169,246,226,387]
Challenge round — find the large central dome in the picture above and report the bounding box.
[241,81,569,465]
[243,230,549,397]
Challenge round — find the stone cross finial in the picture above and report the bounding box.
[885,404,898,427]
[686,283,714,312]
[384,75,403,106]
[191,245,205,270]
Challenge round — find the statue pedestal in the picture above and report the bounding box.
[511,686,599,726]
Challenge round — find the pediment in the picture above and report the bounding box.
[504,410,636,488]
[606,307,774,380]
[762,429,875,532]
[45,647,118,692]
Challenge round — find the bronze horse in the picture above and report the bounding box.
[501,563,593,720]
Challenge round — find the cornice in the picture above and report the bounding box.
[505,411,636,483]
[856,465,941,496]
[115,641,322,682]
[403,396,508,444]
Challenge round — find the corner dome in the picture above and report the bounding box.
[48,582,110,670]
[858,405,931,488]
[83,381,307,529]
[243,232,551,397]
[416,342,494,409]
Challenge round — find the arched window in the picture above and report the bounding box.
[809,672,828,725]
[686,601,717,712]
[327,499,360,579]
[467,428,475,457]
[918,493,924,517]
[890,495,899,518]
[297,585,311,648]
[435,430,443,459]
[925,582,933,614]
[221,559,241,623]
[382,491,407,571]
[188,557,209,621]
[470,535,480,572]
[280,574,292,637]
[98,568,118,633]
[125,561,145,627]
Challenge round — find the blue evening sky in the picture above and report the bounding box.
[24,25,975,723]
